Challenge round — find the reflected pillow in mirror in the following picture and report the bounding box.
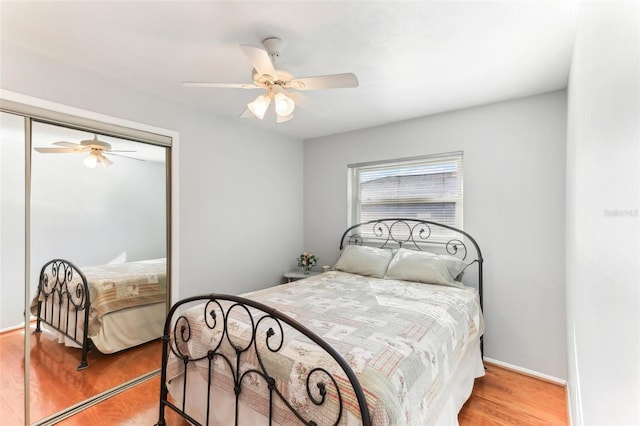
[385,248,466,288]
[333,245,393,278]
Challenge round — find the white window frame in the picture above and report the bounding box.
[348,151,464,229]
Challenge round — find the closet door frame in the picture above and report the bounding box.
[0,92,179,425]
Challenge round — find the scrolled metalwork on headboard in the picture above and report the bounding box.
[342,218,467,257]
[156,294,372,426]
[340,218,483,307]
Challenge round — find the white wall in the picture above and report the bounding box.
[0,112,26,329]
[304,91,568,380]
[0,43,304,304]
[566,1,639,424]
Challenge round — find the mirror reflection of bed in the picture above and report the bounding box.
[26,122,168,423]
[32,258,167,369]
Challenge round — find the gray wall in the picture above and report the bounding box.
[566,2,639,424]
[303,91,568,380]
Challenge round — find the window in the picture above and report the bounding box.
[348,152,464,230]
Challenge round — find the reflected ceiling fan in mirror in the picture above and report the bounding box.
[182,37,359,123]
[34,135,139,168]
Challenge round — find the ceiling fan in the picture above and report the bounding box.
[34,135,138,168]
[182,37,359,123]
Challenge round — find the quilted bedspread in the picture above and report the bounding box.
[166,271,483,425]
[79,258,166,318]
[32,258,167,335]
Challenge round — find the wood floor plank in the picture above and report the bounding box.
[459,362,567,426]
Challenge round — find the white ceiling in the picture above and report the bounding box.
[0,1,580,140]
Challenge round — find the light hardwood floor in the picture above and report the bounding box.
[2,326,567,425]
[58,365,568,425]
[459,363,567,425]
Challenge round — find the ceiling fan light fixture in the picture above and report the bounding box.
[274,92,295,117]
[247,94,271,120]
[84,151,99,168]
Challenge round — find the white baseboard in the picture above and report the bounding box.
[0,323,26,334]
[483,357,567,386]
[0,318,37,334]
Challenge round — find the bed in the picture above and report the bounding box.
[32,257,167,370]
[157,219,484,425]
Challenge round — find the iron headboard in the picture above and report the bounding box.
[339,218,484,315]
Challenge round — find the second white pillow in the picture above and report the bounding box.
[333,245,393,278]
[385,248,465,288]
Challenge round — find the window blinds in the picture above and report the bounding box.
[349,152,463,231]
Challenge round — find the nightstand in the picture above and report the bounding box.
[283,271,320,282]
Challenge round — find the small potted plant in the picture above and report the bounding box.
[297,252,318,274]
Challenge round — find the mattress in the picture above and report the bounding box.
[50,301,167,353]
[166,270,484,425]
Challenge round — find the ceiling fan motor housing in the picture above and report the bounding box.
[80,139,111,151]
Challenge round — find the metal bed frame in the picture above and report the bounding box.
[156,218,483,425]
[34,259,92,370]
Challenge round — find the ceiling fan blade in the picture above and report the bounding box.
[100,155,114,167]
[288,92,329,116]
[239,45,277,79]
[34,147,78,153]
[106,152,145,162]
[289,73,359,91]
[239,108,255,118]
[108,150,137,153]
[53,141,84,148]
[182,82,259,89]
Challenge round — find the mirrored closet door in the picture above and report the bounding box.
[0,102,172,425]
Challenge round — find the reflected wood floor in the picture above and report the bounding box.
[60,362,568,425]
[0,324,161,425]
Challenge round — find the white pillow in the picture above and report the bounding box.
[384,248,466,288]
[333,245,393,278]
